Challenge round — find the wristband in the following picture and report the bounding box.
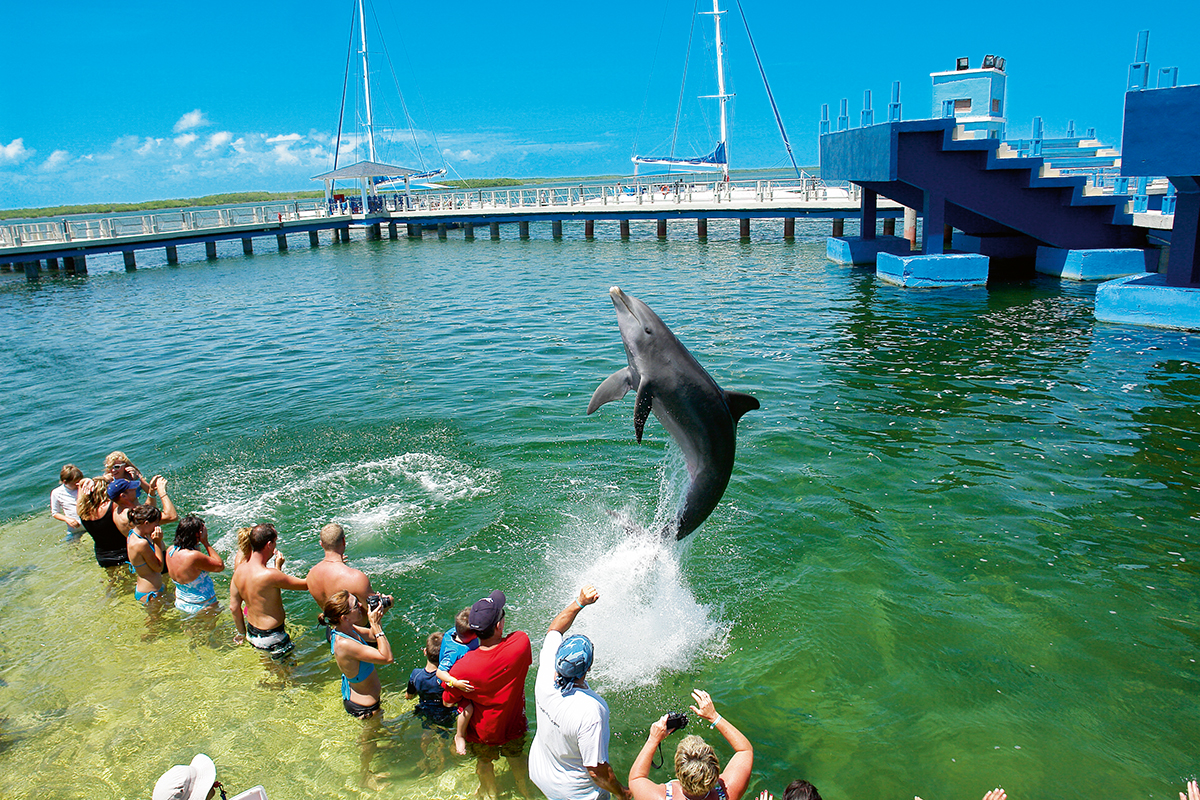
[710,714,722,729]
[576,599,585,609]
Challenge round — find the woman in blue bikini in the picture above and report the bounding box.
[126,504,167,604]
[319,589,394,787]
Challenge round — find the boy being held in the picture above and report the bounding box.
[436,607,479,755]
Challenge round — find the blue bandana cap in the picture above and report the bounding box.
[554,634,594,692]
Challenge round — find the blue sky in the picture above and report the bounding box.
[2,0,1197,208]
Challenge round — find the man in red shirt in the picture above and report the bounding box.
[444,589,533,800]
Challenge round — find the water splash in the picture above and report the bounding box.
[536,451,730,691]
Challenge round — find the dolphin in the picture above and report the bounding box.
[587,286,760,540]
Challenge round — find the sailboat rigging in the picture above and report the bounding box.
[632,0,803,181]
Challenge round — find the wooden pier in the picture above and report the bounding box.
[0,178,904,276]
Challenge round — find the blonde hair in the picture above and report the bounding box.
[104,451,135,472]
[76,476,111,518]
[319,522,345,551]
[675,735,720,797]
[236,527,253,562]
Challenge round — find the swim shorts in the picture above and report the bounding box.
[343,697,382,719]
[246,621,295,659]
[469,734,526,762]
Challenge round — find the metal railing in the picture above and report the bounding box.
[0,179,854,250]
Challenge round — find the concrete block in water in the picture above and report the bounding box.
[1036,247,1154,281]
[826,235,912,265]
[876,252,989,287]
[1094,272,1200,330]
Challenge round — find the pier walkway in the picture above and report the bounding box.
[0,178,902,274]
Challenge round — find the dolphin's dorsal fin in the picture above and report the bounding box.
[725,390,760,423]
[588,368,636,414]
[633,383,654,442]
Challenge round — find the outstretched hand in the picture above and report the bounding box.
[1181,779,1199,800]
[689,688,717,723]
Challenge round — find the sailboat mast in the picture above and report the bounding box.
[358,0,377,163]
[710,0,729,179]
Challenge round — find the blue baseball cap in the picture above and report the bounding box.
[106,478,140,499]
[554,634,594,686]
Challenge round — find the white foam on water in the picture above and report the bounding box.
[193,452,497,541]
[537,451,730,692]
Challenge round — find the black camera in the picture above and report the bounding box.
[665,711,689,734]
[367,594,393,612]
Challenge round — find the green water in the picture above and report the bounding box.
[0,219,1197,800]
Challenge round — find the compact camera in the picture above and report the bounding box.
[367,594,393,611]
[665,711,689,733]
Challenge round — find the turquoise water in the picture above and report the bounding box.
[0,219,1197,800]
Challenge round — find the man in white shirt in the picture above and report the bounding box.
[529,585,631,800]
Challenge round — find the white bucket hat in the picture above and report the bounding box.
[153,753,217,800]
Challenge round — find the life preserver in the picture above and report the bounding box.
[660,185,668,195]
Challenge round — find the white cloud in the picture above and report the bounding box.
[174,133,198,148]
[198,131,234,153]
[266,133,303,144]
[40,150,69,171]
[0,138,33,164]
[443,148,488,164]
[173,109,209,133]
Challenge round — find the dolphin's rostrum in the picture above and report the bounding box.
[588,286,759,540]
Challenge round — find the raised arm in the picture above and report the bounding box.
[549,584,599,634]
[689,689,753,800]
[151,476,178,523]
[628,715,671,800]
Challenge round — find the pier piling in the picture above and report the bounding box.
[166,245,178,264]
[123,251,137,270]
[437,223,448,240]
[904,206,918,250]
[740,218,751,239]
[242,238,253,255]
[657,220,667,239]
[553,220,563,239]
[276,234,288,251]
[698,219,707,240]
[519,221,530,239]
[388,222,398,240]
[465,223,474,240]
[620,220,630,239]
[206,242,218,259]
[490,222,500,240]
[883,218,896,236]
[407,224,421,239]
[832,218,845,237]
[310,231,320,247]
[784,218,795,239]
[585,220,594,239]
[24,261,40,279]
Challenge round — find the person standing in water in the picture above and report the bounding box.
[319,589,394,788]
[49,464,85,540]
[126,503,167,604]
[305,522,375,610]
[230,523,307,658]
[166,515,225,615]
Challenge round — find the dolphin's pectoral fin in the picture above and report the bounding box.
[633,384,654,443]
[588,369,635,414]
[725,390,761,423]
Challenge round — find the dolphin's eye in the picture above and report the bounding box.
[644,326,652,334]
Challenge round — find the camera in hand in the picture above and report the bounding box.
[367,594,393,612]
[665,711,689,734]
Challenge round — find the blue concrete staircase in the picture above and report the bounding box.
[821,119,1147,253]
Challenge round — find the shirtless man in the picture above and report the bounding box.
[230,523,308,658]
[305,523,374,610]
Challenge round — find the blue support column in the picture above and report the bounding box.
[837,99,849,131]
[922,191,945,255]
[1166,177,1200,286]
[860,90,873,127]
[860,188,877,241]
[888,81,902,122]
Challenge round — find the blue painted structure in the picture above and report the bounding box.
[931,58,1006,139]
[820,118,1144,263]
[1121,83,1200,288]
